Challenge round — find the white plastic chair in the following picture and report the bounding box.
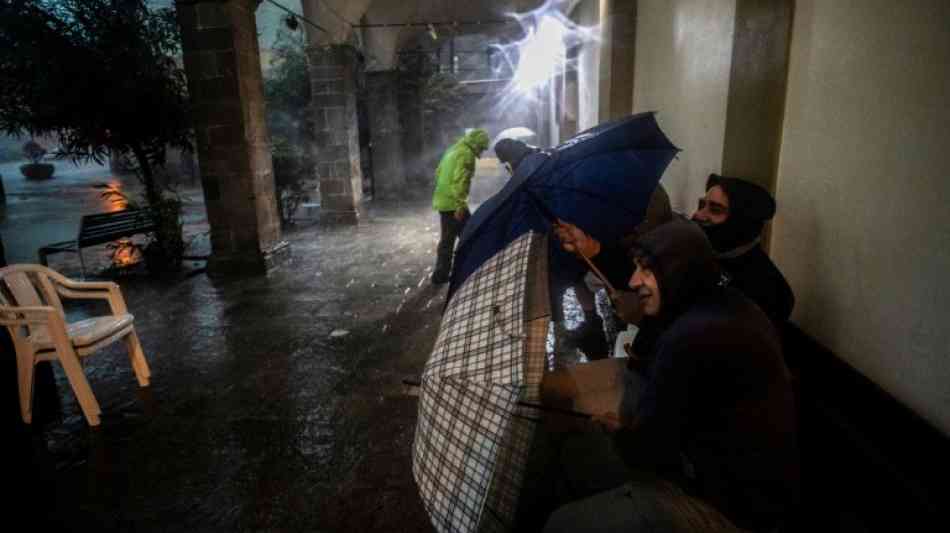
[0,264,151,426]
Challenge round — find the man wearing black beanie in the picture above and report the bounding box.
[692,174,794,324]
[494,138,538,176]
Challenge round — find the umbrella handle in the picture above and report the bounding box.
[548,216,617,296]
[577,253,616,297]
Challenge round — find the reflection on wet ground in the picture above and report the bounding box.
[1,159,210,275]
[4,158,604,531]
[8,194,448,531]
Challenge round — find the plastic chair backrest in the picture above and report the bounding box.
[0,266,66,340]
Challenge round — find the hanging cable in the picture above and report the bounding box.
[316,0,356,28]
[263,0,328,34]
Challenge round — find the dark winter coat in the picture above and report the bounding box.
[612,220,800,531]
[719,244,795,324]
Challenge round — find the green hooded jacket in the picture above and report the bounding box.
[432,129,490,212]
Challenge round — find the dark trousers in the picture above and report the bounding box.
[433,211,467,282]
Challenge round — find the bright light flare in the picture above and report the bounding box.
[510,16,569,93]
[491,0,600,102]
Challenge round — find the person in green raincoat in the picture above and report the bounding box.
[430,128,490,284]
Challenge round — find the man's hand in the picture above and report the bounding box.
[454,207,469,221]
[591,411,623,433]
[610,291,644,325]
[554,220,601,258]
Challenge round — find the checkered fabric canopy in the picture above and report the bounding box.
[413,232,549,533]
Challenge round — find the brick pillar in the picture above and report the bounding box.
[365,71,406,200]
[176,0,290,276]
[307,44,364,224]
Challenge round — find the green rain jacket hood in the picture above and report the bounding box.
[432,129,490,211]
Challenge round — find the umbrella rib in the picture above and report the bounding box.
[529,184,645,217]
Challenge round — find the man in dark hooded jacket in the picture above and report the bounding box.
[545,220,799,532]
[693,174,794,324]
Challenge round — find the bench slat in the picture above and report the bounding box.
[41,209,160,262]
[79,227,157,246]
[77,209,158,246]
[82,219,155,234]
[81,209,153,221]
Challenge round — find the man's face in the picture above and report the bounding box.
[629,261,661,316]
[692,185,730,225]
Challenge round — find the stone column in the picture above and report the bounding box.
[365,71,406,200]
[176,0,289,276]
[598,0,638,121]
[720,0,794,249]
[721,0,794,195]
[307,44,364,224]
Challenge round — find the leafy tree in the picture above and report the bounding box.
[0,0,191,207]
[263,28,313,226]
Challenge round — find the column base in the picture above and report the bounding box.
[207,241,292,277]
[319,205,364,226]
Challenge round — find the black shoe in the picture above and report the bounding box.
[431,273,449,285]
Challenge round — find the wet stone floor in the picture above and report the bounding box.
[8,201,450,532]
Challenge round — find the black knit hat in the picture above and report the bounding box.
[705,174,776,222]
[701,174,776,252]
[494,138,537,171]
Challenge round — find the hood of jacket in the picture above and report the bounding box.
[462,128,490,157]
[631,219,721,326]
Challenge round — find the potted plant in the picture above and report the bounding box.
[20,139,55,179]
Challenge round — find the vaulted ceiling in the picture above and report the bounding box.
[301,0,548,69]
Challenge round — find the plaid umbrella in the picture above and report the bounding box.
[413,231,551,533]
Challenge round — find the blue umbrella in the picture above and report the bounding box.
[447,112,679,302]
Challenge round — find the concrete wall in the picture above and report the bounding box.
[632,0,737,212]
[771,0,950,435]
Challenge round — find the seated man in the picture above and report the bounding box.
[554,184,672,365]
[693,173,795,324]
[545,220,799,533]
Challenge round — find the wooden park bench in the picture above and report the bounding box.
[38,208,156,279]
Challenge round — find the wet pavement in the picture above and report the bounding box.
[10,202,451,532]
[4,159,522,532]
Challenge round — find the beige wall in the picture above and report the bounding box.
[772,0,950,435]
[632,0,737,212]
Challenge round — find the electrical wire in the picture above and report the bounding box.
[263,0,328,34]
[316,0,356,28]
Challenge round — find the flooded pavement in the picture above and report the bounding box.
[4,158,606,531]
[7,195,450,532]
